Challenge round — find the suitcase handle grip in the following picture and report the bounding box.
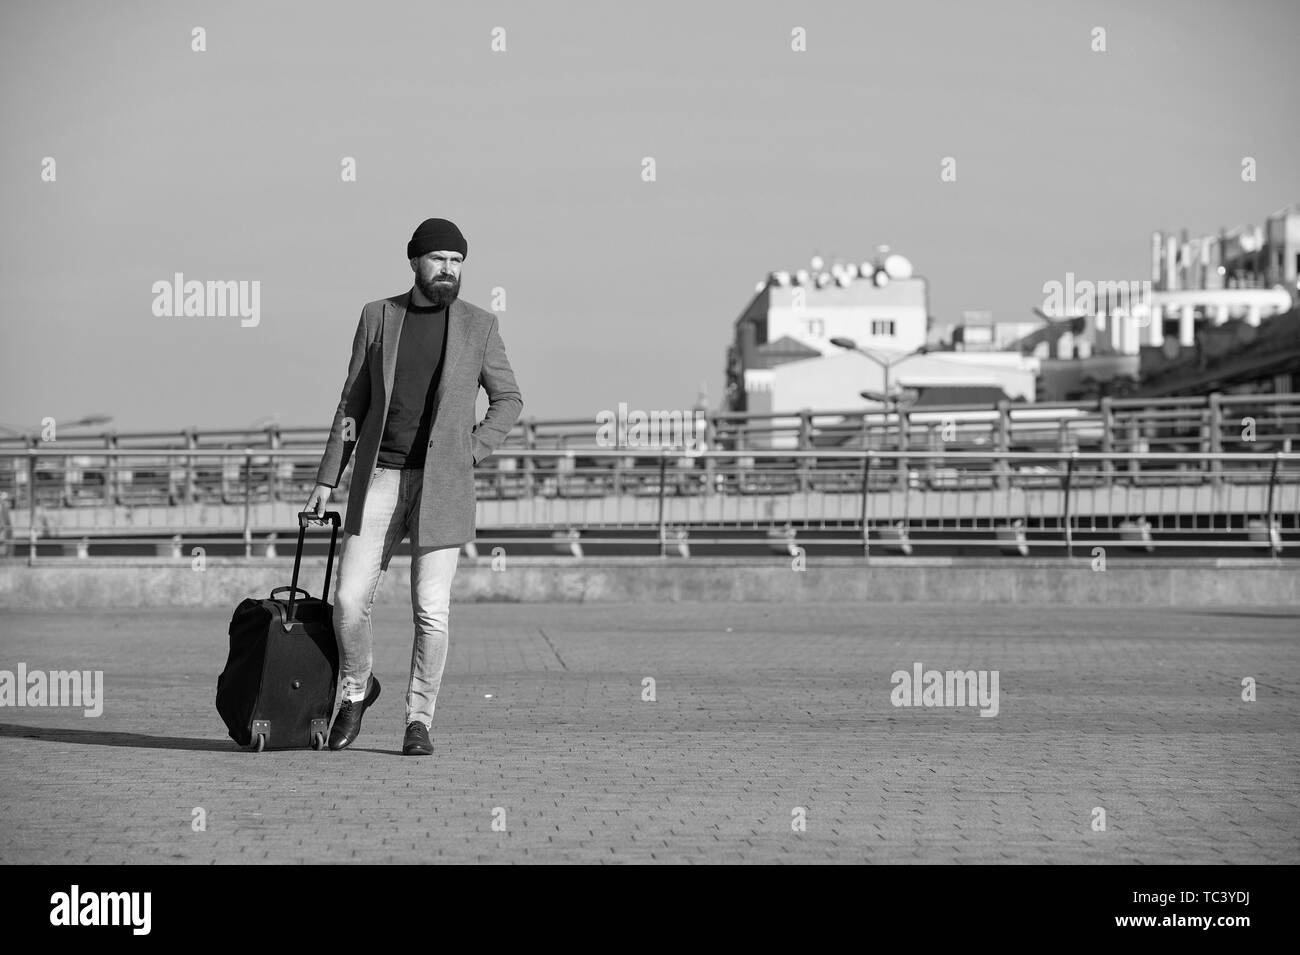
[285,511,342,631]
[270,586,310,602]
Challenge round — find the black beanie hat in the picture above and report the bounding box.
[407,218,467,261]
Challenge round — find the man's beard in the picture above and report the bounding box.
[415,273,460,309]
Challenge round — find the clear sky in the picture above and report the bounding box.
[2,0,1297,433]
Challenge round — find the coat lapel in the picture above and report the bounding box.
[434,298,471,409]
[380,294,406,402]
[382,292,471,413]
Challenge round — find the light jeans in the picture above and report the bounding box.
[332,466,460,728]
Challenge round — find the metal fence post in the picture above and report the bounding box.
[860,450,873,560]
[1127,415,1141,480]
[106,431,120,506]
[797,408,812,493]
[0,488,10,560]
[1265,452,1281,559]
[243,448,253,559]
[1207,392,1223,487]
[27,447,37,564]
[1062,450,1076,558]
[656,450,668,557]
[703,414,717,497]
[267,425,281,503]
[1099,397,1114,483]
[994,400,1011,490]
[522,417,537,498]
[896,408,910,489]
[183,427,198,505]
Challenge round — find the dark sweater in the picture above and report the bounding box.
[376,301,448,469]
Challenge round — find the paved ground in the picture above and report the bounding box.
[0,601,1297,864]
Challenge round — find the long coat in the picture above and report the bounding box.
[315,291,523,548]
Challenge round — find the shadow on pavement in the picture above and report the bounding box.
[346,747,406,757]
[1185,610,1300,620]
[0,722,238,752]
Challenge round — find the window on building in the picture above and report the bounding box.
[871,319,896,336]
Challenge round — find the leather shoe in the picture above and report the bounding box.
[403,720,433,757]
[328,676,381,751]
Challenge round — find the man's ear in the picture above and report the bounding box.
[409,257,418,273]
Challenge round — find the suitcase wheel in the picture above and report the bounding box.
[311,731,325,750]
[251,733,267,753]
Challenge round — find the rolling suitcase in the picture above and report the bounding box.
[216,510,343,751]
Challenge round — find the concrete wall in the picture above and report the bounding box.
[0,557,1295,609]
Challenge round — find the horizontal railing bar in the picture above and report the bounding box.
[1,448,1297,463]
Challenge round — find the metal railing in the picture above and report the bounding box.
[2,393,1297,460]
[1,447,1295,561]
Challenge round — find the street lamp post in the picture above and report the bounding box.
[830,337,923,486]
[828,337,921,399]
[829,336,922,438]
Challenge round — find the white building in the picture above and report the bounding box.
[727,252,927,414]
[726,252,1038,417]
[745,349,1039,413]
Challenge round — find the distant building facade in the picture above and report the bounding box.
[1052,205,1298,361]
[1029,205,1299,400]
[726,252,1038,417]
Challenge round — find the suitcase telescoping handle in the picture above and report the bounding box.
[282,510,341,629]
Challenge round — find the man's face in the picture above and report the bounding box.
[411,251,463,307]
